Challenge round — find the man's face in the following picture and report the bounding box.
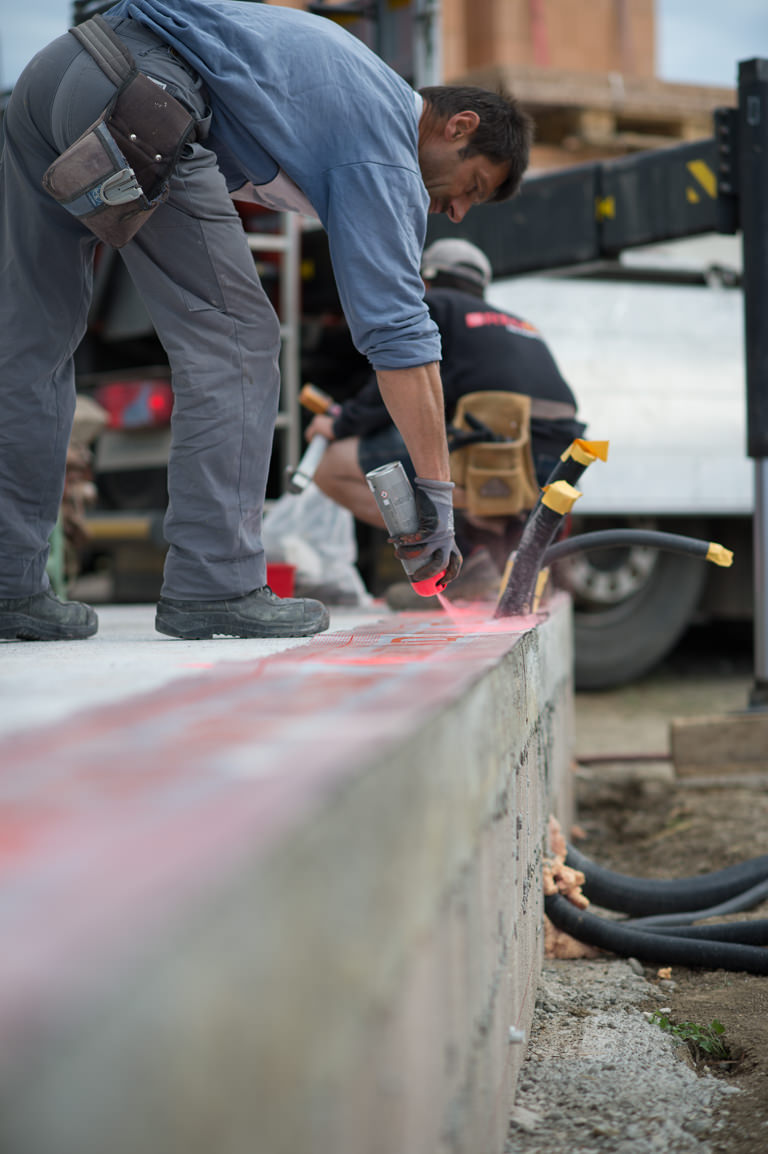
[418,112,510,223]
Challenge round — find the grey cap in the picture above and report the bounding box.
[420,239,493,289]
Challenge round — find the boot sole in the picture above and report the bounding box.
[155,606,331,640]
[0,614,98,641]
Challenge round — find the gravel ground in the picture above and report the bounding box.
[505,625,766,1154]
[506,958,739,1154]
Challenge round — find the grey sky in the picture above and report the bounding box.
[656,0,768,87]
[2,1,768,90]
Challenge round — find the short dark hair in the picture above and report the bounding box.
[418,85,534,202]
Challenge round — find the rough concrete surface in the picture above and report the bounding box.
[0,599,575,1154]
[507,626,768,1154]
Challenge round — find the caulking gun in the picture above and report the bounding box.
[287,384,340,494]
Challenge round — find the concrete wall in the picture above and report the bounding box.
[0,598,573,1154]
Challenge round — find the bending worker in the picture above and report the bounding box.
[307,238,585,603]
[0,0,533,642]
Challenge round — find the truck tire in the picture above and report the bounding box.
[555,520,708,691]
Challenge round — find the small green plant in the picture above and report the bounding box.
[649,1011,731,1062]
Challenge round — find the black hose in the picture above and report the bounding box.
[495,441,601,618]
[636,920,768,945]
[495,498,566,616]
[497,503,730,619]
[625,878,768,927]
[543,529,715,567]
[536,440,600,494]
[565,843,768,916]
[545,893,768,973]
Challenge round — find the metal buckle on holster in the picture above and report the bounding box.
[41,15,196,248]
[95,167,143,207]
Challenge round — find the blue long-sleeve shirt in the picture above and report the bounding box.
[106,0,441,370]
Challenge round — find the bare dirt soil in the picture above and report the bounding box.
[570,624,768,1154]
[575,769,768,1152]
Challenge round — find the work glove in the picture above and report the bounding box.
[392,477,463,594]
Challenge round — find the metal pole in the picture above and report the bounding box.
[754,460,768,704]
[413,0,443,87]
[738,59,768,707]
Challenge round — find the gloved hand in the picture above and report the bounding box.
[392,477,463,593]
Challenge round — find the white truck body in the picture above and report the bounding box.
[487,235,754,688]
[488,237,752,518]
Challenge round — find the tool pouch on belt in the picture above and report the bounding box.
[448,391,540,517]
[42,16,195,248]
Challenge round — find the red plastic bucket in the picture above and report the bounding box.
[266,563,296,598]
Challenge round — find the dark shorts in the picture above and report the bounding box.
[357,425,417,482]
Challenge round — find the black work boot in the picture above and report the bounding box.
[0,589,98,641]
[155,585,331,640]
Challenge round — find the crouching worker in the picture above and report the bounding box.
[0,0,533,640]
[307,239,586,607]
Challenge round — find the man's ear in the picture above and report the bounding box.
[445,110,480,141]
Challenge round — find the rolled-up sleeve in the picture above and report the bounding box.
[323,162,442,370]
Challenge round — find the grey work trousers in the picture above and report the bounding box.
[0,17,281,599]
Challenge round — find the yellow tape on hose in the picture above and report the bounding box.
[559,439,610,466]
[541,480,583,516]
[707,542,734,567]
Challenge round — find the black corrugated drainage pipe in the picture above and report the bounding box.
[564,844,768,917]
[546,846,768,972]
[545,893,768,974]
[638,921,768,944]
[624,879,768,927]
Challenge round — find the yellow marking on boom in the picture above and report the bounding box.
[686,160,717,199]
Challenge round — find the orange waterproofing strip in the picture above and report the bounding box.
[0,610,541,1076]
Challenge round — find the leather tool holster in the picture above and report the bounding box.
[42,15,195,248]
[449,391,541,517]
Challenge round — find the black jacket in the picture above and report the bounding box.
[332,287,580,442]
